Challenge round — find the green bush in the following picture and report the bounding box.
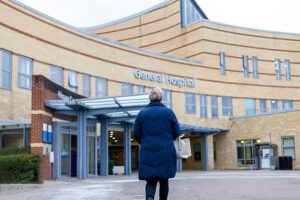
[0,146,30,156]
[0,154,40,183]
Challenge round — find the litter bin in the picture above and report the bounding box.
[279,156,293,170]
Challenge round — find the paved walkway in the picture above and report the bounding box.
[1,171,300,200]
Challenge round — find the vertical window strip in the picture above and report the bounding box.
[220,52,226,75]
[282,137,296,159]
[163,89,172,108]
[18,55,32,89]
[243,55,249,77]
[200,94,207,118]
[211,96,218,118]
[1,50,12,89]
[68,70,78,93]
[259,99,267,113]
[284,59,291,81]
[96,77,108,97]
[121,83,133,95]
[252,56,258,79]
[82,74,91,97]
[222,96,233,116]
[50,65,63,86]
[271,99,278,112]
[185,93,196,113]
[245,98,256,115]
[275,59,281,80]
[137,85,145,94]
[282,100,293,110]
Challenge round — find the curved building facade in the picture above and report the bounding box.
[0,0,300,179]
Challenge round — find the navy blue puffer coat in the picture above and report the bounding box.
[134,101,180,180]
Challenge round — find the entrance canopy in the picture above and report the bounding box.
[45,94,227,135]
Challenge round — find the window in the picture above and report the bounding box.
[275,59,281,80]
[200,94,207,118]
[222,96,233,116]
[252,56,259,79]
[282,100,293,110]
[284,59,291,81]
[50,65,63,86]
[82,74,91,97]
[211,96,218,118]
[162,89,172,108]
[282,137,295,159]
[18,55,32,89]
[236,139,258,166]
[68,70,78,93]
[181,0,204,27]
[271,100,278,112]
[245,98,256,115]
[121,83,133,95]
[185,93,196,113]
[243,55,249,77]
[137,85,145,94]
[220,52,226,75]
[259,99,267,113]
[194,143,201,161]
[1,50,12,89]
[96,77,107,97]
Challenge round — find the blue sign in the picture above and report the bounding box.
[47,125,52,144]
[42,124,47,143]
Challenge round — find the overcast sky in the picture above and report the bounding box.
[17,0,300,34]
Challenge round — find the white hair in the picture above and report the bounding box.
[149,87,164,102]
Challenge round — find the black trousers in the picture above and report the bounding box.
[146,179,169,200]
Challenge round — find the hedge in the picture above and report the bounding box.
[0,146,30,156]
[0,154,40,183]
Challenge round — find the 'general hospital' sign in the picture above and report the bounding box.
[134,69,195,88]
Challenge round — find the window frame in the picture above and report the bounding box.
[282,136,296,160]
[18,55,32,90]
[220,52,226,75]
[252,56,259,79]
[200,94,207,118]
[137,85,145,94]
[1,49,12,90]
[236,139,258,167]
[271,99,278,112]
[185,93,196,114]
[50,65,63,86]
[243,55,249,77]
[68,70,78,93]
[162,89,172,108]
[282,100,293,110]
[275,59,281,80]
[121,82,133,96]
[222,96,233,116]
[82,74,91,97]
[96,77,108,97]
[211,96,218,118]
[259,99,267,113]
[245,98,256,116]
[284,59,291,81]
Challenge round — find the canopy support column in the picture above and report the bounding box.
[124,123,131,175]
[100,118,109,176]
[77,110,87,179]
[202,134,209,171]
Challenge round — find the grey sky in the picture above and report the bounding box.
[17,0,300,34]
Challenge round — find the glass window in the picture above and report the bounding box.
[282,100,293,110]
[282,137,295,159]
[284,59,291,81]
[194,143,201,161]
[236,139,257,166]
[18,55,32,89]
[137,85,145,94]
[50,65,63,86]
[275,59,281,80]
[181,0,203,27]
[82,74,91,97]
[245,98,256,115]
[243,55,249,77]
[121,83,133,95]
[222,96,233,116]
[1,50,12,89]
[96,77,108,97]
[185,93,196,113]
[68,70,78,93]
[200,94,207,118]
[252,56,259,79]
[271,99,278,112]
[259,99,267,113]
[211,96,218,118]
[162,89,172,108]
[220,52,226,75]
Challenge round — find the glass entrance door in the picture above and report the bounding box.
[61,134,70,176]
[88,136,96,175]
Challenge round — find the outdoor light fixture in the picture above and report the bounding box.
[256,139,261,143]
[241,140,245,144]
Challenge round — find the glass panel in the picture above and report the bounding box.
[211,96,218,118]
[137,85,145,94]
[2,133,23,149]
[18,56,32,89]
[282,100,293,110]
[220,52,225,75]
[284,59,291,81]
[252,56,258,78]
[88,136,96,175]
[283,147,295,159]
[275,59,281,80]
[185,93,195,113]
[162,89,172,108]
[50,65,63,85]
[61,134,70,176]
[200,94,207,118]
[260,99,267,113]
[96,77,107,97]
[68,71,78,92]
[243,55,249,77]
[222,96,232,116]
[82,74,91,97]
[245,98,256,115]
[271,100,278,112]
[283,138,294,146]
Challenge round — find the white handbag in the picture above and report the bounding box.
[174,137,192,159]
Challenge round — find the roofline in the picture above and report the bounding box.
[8,0,204,65]
[202,19,300,36]
[80,0,172,31]
[189,0,208,20]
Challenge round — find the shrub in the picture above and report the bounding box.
[0,154,40,183]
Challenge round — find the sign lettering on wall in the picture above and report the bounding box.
[134,69,196,88]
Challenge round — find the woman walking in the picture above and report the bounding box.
[134,87,180,200]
